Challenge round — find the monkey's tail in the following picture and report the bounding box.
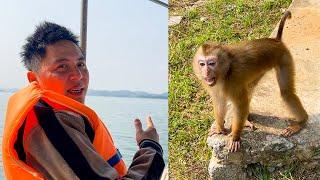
[276,11,292,40]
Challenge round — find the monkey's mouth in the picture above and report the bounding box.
[204,77,216,86]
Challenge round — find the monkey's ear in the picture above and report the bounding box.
[202,42,219,48]
[202,42,213,49]
[202,42,220,55]
[225,48,235,59]
[217,47,234,64]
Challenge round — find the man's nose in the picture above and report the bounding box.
[70,67,83,81]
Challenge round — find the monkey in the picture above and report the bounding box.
[193,11,308,152]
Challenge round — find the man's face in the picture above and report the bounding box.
[30,40,89,103]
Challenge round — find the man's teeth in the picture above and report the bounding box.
[69,89,82,93]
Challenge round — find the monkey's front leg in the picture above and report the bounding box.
[209,94,227,136]
[229,90,249,152]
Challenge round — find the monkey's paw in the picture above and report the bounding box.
[228,139,241,152]
[245,120,256,131]
[208,127,228,136]
[281,123,304,137]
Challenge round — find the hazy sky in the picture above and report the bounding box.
[0,0,168,93]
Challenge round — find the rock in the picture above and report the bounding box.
[276,163,283,167]
[313,155,320,160]
[208,159,246,180]
[207,119,320,179]
[192,0,206,8]
[305,161,318,170]
[263,135,294,152]
[169,16,183,26]
[200,17,208,22]
[267,166,276,173]
[226,4,236,11]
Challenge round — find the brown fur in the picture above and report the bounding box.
[193,11,307,152]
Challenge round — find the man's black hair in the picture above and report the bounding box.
[21,21,80,71]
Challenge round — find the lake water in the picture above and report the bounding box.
[0,92,168,178]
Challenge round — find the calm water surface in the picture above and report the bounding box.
[0,92,168,178]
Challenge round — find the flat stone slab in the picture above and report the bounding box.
[207,113,320,179]
[207,0,320,179]
[168,16,183,26]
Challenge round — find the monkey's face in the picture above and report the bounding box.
[197,55,218,86]
[193,43,230,86]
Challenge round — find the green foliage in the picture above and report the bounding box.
[250,163,271,180]
[169,0,292,179]
[279,163,297,180]
[262,0,291,11]
[314,147,320,156]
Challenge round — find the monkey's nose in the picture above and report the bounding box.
[205,69,210,76]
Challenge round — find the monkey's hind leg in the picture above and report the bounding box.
[244,119,255,130]
[244,75,264,131]
[276,63,308,137]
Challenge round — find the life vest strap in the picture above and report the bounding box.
[107,149,122,167]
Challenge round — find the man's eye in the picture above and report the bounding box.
[58,64,67,69]
[57,64,68,71]
[78,62,86,69]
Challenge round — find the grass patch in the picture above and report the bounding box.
[279,163,297,180]
[314,147,320,156]
[169,0,292,179]
[249,163,271,180]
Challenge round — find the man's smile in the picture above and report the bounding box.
[67,87,85,96]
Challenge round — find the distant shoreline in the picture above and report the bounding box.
[0,89,168,100]
[87,94,167,100]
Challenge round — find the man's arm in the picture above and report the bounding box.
[24,105,165,179]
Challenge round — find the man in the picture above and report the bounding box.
[2,22,165,179]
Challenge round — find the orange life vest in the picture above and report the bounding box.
[2,82,127,179]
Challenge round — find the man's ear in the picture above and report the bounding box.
[27,71,37,83]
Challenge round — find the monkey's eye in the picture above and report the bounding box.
[208,62,216,66]
[199,62,205,66]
